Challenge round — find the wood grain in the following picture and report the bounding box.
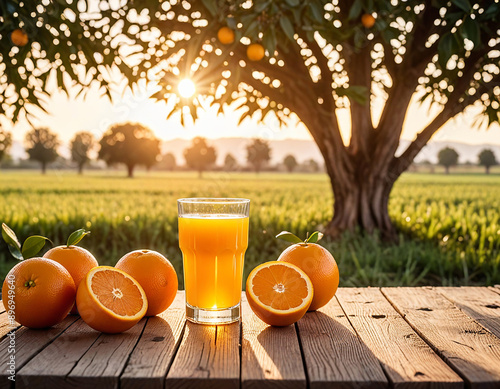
[296,293,388,389]
[120,291,186,389]
[337,287,463,389]
[166,320,240,389]
[0,300,5,314]
[0,315,78,389]
[16,318,101,389]
[0,311,19,339]
[438,287,500,339]
[65,318,148,389]
[383,287,500,389]
[241,294,306,389]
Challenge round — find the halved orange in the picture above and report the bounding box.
[246,261,313,327]
[76,266,148,333]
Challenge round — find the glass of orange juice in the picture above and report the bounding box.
[178,198,250,324]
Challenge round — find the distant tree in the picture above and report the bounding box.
[478,149,498,174]
[246,139,271,173]
[305,159,320,173]
[98,123,161,178]
[70,131,95,174]
[184,137,217,178]
[0,129,12,167]
[437,147,459,174]
[25,128,59,174]
[283,155,298,173]
[224,153,238,171]
[162,152,176,171]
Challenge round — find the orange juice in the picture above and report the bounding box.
[179,214,249,309]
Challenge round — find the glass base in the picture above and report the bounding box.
[186,302,240,325]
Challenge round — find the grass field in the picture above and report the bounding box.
[1,170,499,287]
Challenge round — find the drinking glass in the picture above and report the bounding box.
[177,198,250,324]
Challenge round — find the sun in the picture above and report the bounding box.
[178,79,196,98]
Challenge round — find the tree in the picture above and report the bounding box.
[70,131,95,174]
[0,129,12,167]
[184,137,217,178]
[4,1,500,240]
[25,128,59,174]
[437,147,459,174]
[162,153,177,171]
[283,154,298,173]
[98,123,161,178]
[224,153,238,171]
[305,159,320,173]
[478,149,498,174]
[246,139,271,173]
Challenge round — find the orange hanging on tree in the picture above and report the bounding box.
[11,29,29,47]
[361,14,376,29]
[247,43,265,61]
[217,26,235,45]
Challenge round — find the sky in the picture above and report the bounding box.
[2,75,500,154]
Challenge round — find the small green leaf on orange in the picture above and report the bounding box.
[276,231,303,244]
[67,229,90,247]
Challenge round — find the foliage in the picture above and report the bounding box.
[98,122,161,177]
[183,137,217,177]
[160,152,177,171]
[70,131,95,174]
[0,172,498,287]
[437,147,459,173]
[0,128,12,164]
[283,154,298,173]
[224,153,238,171]
[246,138,271,173]
[24,127,59,173]
[478,149,498,173]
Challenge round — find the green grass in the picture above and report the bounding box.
[1,170,499,287]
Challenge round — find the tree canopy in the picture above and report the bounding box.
[184,137,217,177]
[437,146,459,174]
[98,123,161,177]
[71,131,95,174]
[246,138,271,173]
[283,154,298,173]
[478,148,498,174]
[0,128,12,165]
[25,127,60,174]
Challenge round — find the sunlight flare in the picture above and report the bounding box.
[178,79,196,98]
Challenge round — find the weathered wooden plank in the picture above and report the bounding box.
[383,287,500,389]
[438,287,500,339]
[65,318,148,389]
[241,294,306,389]
[120,291,186,389]
[488,286,500,296]
[166,320,240,389]
[0,300,6,314]
[0,311,20,339]
[337,288,463,389]
[15,318,101,389]
[0,315,79,389]
[296,293,388,389]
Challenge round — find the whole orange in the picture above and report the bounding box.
[115,249,178,316]
[2,258,76,328]
[278,243,339,311]
[247,43,265,61]
[361,14,376,28]
[11,29,29,47]
[217,27,235,45]
[43,245,99,314]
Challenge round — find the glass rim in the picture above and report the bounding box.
[177,197,250,205]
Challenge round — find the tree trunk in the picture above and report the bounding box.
[127,164,134,178]
[41,161,46,175]
[445,166,450,174]
[486,166,490,174]
[198,169,203,178]
[78,163,84,175]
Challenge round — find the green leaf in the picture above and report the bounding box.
[461,17,480,47]
[348,0,363,20]
[2,223,21,251]
[309,2,324,23]
[21,236,51,259]
[452,0,471,12]
[254,0,271,14]
[263,26,277,56]
[437,32,455,68]
[305,231,324,243]
[67,229,90,247]
[201,0,217,16]
[285,0,300,7]
[276,231,303,244]
[336,85,369,105]
[279,16,295,41]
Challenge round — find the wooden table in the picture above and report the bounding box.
[1,287,500,389]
